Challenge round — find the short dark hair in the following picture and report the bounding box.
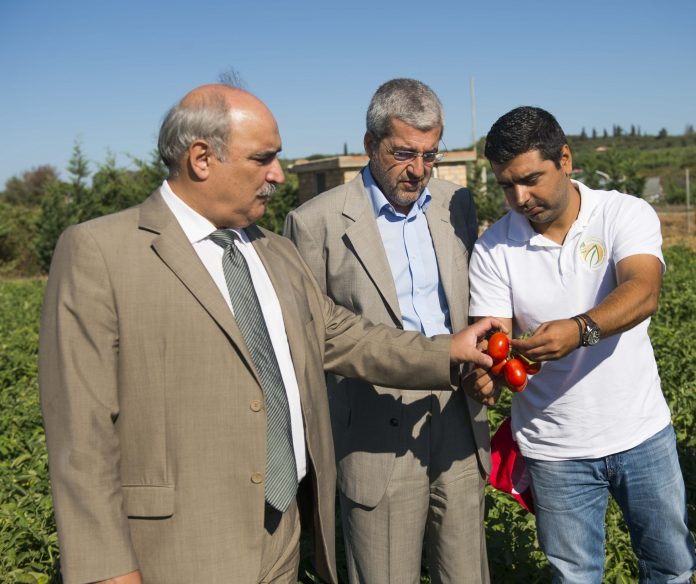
[484,106,567,168]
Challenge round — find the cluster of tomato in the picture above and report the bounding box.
[486,331,540,393]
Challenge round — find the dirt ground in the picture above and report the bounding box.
[656,208,696,250]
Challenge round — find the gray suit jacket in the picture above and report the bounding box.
[284,172,491,507]
[39,189,458,584]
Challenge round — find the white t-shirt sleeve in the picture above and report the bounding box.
[468,239,513,318]
[611,195,665,269]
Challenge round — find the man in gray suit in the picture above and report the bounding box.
[39,84,500,584]
[284,79,489,583]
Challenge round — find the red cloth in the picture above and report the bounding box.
[490,416,535,514]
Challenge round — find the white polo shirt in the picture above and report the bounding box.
[469,180,671,460]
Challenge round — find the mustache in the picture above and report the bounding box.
[521,198,540,210]
[257,183,277,199]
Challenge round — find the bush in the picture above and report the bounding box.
[0,204,42,277]
[0,279,58,583]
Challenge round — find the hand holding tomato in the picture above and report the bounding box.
[485,330,541,393]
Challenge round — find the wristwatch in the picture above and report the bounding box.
[572,313,601,346]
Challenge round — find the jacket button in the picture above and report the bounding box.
[389,418,399,427]
[251,472,264,484]
[250,399,263,412]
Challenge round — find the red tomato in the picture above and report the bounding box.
[487,332,510,363]
[508,378,528,393]
[491,357,508,376]
[504,358,528,391]
[523,360,541,375]
[519,355,541,375]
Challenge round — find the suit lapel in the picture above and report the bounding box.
[139,190,262,386]
[342,174,402,325]
[426,189,468,331]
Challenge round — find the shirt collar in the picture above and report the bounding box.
[506,179,600,246]
[362,166,432,219]
[160,180,248,243]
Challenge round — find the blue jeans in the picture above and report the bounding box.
[524,424,695,583]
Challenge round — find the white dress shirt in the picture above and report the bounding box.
[160,181,307,481]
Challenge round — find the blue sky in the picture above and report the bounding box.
[1,0,694,186]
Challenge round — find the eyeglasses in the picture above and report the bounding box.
[388,149,445,164]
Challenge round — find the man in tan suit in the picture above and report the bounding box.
[39,84,501,584]
[284,79,490,583]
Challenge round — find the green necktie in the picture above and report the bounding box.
[209,229,297,513]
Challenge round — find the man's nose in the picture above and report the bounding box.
[268,159,285,184]
[407,155,425,176]
[511,185,529,207]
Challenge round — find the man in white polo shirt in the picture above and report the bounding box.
[466,106,695,582]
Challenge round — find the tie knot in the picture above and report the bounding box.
[209,229,239,250]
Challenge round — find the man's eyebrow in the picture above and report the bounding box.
[391,144,439,152]
[252,147,282,159]
[500,170,544,185]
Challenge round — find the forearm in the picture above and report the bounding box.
[513,254,663,361]
[584,266,661,338]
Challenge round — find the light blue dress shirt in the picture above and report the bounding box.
[363,167,451,335]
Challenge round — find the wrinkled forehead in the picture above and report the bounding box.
[381,118,442,146]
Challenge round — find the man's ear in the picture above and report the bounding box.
[187,140,212,180]
[364,131,376,158]
[560,144,573,175]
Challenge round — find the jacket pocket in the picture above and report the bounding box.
[122,485,175,518]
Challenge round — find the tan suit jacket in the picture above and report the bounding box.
[39,189,458,584]
[284,172,491,507]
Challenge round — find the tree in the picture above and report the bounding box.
[575,151,645,197]
[657,128,668,139]
[467,160,505,226]
[603,129,608,138]
[685,124,694,136]
[592,128,598,139]
[0,201,41,275]
[1,165,59,207]
[36,181,74,272]
[580,128,587,140]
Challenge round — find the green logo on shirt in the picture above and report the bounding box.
[579,239,606,270]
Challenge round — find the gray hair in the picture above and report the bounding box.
[366,78,444,142]
[158,94,231,175]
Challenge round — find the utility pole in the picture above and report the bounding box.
[687,168,691,235]
[470,77,477,154]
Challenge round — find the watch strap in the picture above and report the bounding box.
[571,316,584,347]
[575,313,601,346]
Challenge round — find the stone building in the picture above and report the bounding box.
[290,150,477,205]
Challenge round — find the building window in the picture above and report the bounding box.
[315,172,326,195]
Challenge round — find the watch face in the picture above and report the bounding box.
[585,327,601,345]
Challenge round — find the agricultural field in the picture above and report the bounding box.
[657,207,696,250]
[1,245,695,583]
